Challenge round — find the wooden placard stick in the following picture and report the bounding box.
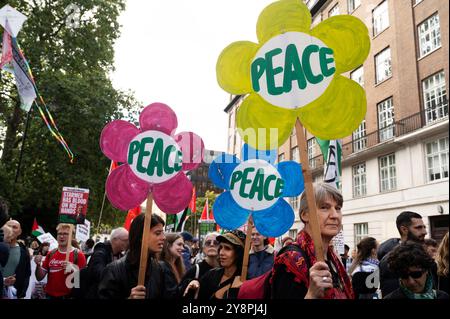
[294,118,324,262]
[64,224,74,274]
[240,214,254,282]
[138,193,153,286]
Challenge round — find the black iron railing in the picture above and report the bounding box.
[306,108,448,171]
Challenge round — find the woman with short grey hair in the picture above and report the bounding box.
[271,183,354,299]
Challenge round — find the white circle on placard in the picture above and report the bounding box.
[230,159,283,211]
[251,31,335,109]
[127,130,182,183]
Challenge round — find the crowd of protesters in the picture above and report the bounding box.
[1,186,449,300]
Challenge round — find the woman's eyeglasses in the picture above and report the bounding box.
[204,240,219,247]
[400,270,425,279]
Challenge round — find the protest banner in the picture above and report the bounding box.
[76,219,91,243]
[37,232,58,251]
[58,187,89,225]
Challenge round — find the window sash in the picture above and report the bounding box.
[353,120,367,152]
[423,71,448,124]
[373,1,389,35]
[352,163,367,197]
[375,48,392,83]
[378,98,395,142]
[426,137,449,182]
[418,14,441,57]
[379,154,396,191]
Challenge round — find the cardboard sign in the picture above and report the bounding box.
[331,230,345,255]
[127,130,183,183]
[59,187,89,224]
[37,232,58,251]
[76,219,91,242]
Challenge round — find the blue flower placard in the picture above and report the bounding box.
[209,144,304,237]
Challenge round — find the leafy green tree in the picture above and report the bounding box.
[0,0,140,235]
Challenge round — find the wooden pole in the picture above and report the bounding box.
[64,224,74,273]
[240,214,254,282]
[138,193,153,286]
[294,118,324,262]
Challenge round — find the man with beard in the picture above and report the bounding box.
[379,211,428,297]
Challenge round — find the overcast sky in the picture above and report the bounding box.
[111,0,275,152]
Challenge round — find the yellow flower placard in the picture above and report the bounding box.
[217,0,370,149]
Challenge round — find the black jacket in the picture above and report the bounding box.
[179,260,215,299]
[197,267,240,300]
[0,242,10,298]
[377,238,400,261]
[82,242,114,299]
[97,255,172,299]
[384,288,449,299]
[12,243,31,298]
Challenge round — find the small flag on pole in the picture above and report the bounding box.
[31,218,44,237]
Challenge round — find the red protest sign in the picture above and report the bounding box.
[58,187,89,224]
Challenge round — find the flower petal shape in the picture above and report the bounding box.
[299,75,366,140]
[152,172,193,214]
[237,94,296,150]
[277,161,304,197]
[216,41,259,94]
[256,0,311,44]
[100,120,140,162]
[253,198,295,237]
[242,143,277,164]
[213,191,250,230]
[174,131,204,171]
[139,102,178,135]
[237,93,297,150]
[208,154,240,191]
[106,164,150,211]
[311,15,370,74]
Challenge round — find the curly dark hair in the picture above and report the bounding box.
[387,241,434,276]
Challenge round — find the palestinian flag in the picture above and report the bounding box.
[176,187,196,232]
[316,138,342,189]
[31,218,44,237]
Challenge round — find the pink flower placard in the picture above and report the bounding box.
[100,103,204,213]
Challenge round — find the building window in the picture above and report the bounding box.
[352,163,367,197]
[353,120,367,152]
[292,146,299,163]
[278,153,285,163]
[418,14,441,57]
[354,223,368,245]
[378,97,395,142]
[423,71,448,124]
[329,4,340,17]
[375,47,392,84]
[426,137,449,182]
[290,196,300,212]
[307,139,316,168]
[348,0,361,12]
[373,1,389,36]
[351,66,364,87]
[379,153,396,192]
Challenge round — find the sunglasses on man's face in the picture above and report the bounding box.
[204,240,219,247]
[400,270,425,279]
